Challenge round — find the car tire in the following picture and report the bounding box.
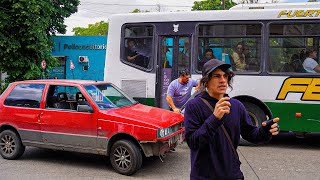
[240,102,267,146]
[110,140,142,175]
[0,130,25,160]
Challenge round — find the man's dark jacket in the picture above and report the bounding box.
[184,91,271,180]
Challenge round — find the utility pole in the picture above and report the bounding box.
[222,0,225,10]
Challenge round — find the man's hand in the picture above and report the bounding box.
[262,117,280,136]
[213,97,231,120]
[173,108,181,113]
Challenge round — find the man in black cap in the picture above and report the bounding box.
[184,59,280,180]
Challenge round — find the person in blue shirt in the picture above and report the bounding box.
[166,70,199,113]
[184,59,280,180]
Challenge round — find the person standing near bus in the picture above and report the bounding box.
[303,48,320,73]
[166,70,199,113]
[184,59,280,180]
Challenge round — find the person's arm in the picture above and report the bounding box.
[239,103,275,144]
[127,54,139,62]
[166,95,180,113]
[193,79,200,91]
[313,65,320,73]
[184,102,224,150]
[166,82,180,113]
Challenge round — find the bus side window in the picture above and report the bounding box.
[122,25,154,70]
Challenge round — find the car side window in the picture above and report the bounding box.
[46,85,90,111]
[4,84,45,108]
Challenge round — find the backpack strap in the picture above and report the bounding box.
[200,97,239,160]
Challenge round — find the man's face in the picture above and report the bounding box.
[181,74,190,84]
[205,52,213,60]
[207,68,228,95]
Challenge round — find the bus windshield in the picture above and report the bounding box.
[84,84,136,109]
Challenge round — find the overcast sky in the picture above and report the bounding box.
[63,0,311,35]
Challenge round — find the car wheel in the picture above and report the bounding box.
[0,130,25,159]
[110,140,142,175]
[240,102,267,146]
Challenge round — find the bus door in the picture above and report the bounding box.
[157,36,191,109]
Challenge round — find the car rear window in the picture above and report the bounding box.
[4,84,45,108]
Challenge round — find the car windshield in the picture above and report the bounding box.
[84,83,136,109]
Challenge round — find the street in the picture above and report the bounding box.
[0,133,320,180]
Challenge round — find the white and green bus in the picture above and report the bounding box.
[105,2,320,135]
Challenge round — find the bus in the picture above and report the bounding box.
[105,2,320,135]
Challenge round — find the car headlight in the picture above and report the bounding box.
[157,127,173,138]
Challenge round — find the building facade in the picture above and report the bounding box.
[50,36,107,81]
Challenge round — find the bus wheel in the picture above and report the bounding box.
[240,102,267,146]
[242,102,266,127]
[110,140,142,176]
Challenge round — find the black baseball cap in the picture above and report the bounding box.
[202,59,231,77]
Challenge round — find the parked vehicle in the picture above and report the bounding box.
[0,80,184,175]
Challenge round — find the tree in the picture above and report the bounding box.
[131,9,150,13]
[192,0,236,10]
[0,0,80,83]
[72,21,109,36]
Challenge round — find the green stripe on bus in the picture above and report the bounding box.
[265,102,320,133]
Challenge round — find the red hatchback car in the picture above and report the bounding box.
[0,80,184,175]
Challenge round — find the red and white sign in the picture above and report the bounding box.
[41,60,46,69]
[70,60,75,70]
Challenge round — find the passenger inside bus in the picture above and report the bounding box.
[243,45,259,71]
[125,39,150,68]
[198,49,216,71]
[231,42,246,71]
[303,48,320,73]
[280,54,304,73]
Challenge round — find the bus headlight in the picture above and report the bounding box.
[157,127,173,138]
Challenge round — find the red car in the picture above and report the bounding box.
[0,80,184,175]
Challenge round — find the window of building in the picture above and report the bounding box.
[4,84,45,108]
[122,25,154,70]
[197,23,262,73]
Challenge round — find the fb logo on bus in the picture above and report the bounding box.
[277,77,320,101]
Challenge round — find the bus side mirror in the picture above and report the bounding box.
[77,105,94,113]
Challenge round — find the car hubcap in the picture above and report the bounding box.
[0,135,15,155]
[114,146,131,170]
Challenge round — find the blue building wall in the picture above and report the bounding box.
[51,36,107,81]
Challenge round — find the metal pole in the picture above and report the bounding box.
[222,0,225,10]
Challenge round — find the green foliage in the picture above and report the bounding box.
[72,21,109,36]
[192,0,236,10]
[0,0,80,83]
[131,9,150,13]
[0,83,9,94]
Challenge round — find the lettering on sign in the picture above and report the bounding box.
[277,10,320,18]
[277,77,320,101]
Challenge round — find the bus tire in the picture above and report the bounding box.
[240,102,267,146]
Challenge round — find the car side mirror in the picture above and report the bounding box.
[77,105,94,113]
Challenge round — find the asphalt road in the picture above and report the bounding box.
[0,133,320,180]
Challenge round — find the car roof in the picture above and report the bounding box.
[12,79,111,85]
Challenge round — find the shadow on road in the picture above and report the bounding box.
[262,132,320,149]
